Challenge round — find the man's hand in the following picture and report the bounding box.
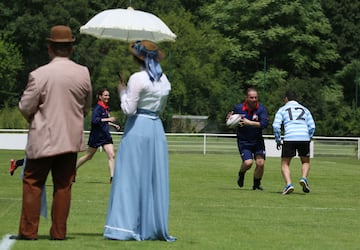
[226,111,233,120]
[276,142,282,150]
[239,117,246,127]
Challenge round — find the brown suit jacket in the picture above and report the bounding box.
[19,57,92,159]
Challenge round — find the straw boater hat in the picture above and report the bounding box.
[47,25,75,43]
[129,40,165,61]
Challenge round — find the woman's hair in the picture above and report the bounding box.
[133,55,145,67]
[96,88,109,100]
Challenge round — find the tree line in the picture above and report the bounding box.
[0,0,359,136]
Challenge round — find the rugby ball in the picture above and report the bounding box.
[226,114,243,128]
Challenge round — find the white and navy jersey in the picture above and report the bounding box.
[272,100,315,143]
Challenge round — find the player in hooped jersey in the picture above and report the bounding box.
[272,90,315,195]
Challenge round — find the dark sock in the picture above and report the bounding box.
[16,159,25,167]
[253,177,261,187]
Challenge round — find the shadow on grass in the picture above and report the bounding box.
[69,232,103,238]
[82,181,110,184]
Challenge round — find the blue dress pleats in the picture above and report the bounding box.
[104,114,176,241]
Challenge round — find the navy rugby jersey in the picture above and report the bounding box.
[88,101,112,147]
[232,102,269,142]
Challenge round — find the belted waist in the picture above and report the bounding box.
[137,109,159,117]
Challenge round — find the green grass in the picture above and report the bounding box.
[0,150,359,250]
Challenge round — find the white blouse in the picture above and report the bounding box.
[120,70,171,116]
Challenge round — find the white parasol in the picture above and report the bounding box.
[79,7,176,42]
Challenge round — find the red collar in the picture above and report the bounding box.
[242,101,258,112]
[97,100,109,110]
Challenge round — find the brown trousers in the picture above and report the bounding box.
[19,153,77,239]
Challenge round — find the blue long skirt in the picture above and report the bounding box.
[104,114,176,241]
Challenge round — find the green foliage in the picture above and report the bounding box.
[0,103,28,128]
[0,0,359,135]
[160,10,235,131]
[201,0,338,79]
[322,0,360,67]
[335,61,360,107]
[249,67,288,105]
[0,39,23,108]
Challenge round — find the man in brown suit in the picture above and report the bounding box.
[11,25,92,240]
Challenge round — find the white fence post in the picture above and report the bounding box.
[203,133,207,155]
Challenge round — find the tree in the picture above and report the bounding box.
[159,9,235,131]
[321,0,360,68]
[334,61,360,108]
[0,39,23,108]
[201,0,338,79]
[0,0,95,99]
[321,0,360,109]
[200,0,342,135]
[78,7,235,132]
[0,0,358,135]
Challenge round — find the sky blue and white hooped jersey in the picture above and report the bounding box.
[272,100,315,143]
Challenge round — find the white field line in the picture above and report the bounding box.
[0,235,15,250]
[206,203,358,211]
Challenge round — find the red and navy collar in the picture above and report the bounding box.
[97,100,109,110]
[242,101,259,112]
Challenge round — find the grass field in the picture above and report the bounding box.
[0,150,359,250]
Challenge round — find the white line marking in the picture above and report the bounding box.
[0,234,15,250]
[200,203,359,211]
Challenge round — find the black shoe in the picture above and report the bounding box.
[9,235,37,240]
[252,186,263,191]
[253,177,262,190]
[237,171,245,188]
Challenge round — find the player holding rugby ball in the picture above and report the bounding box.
[227,87,269,190]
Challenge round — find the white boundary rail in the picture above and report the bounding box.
[0,129,359,159]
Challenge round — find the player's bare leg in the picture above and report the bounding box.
[76,147,98,170]
[102,143,115,183]
[281,157,294,194]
